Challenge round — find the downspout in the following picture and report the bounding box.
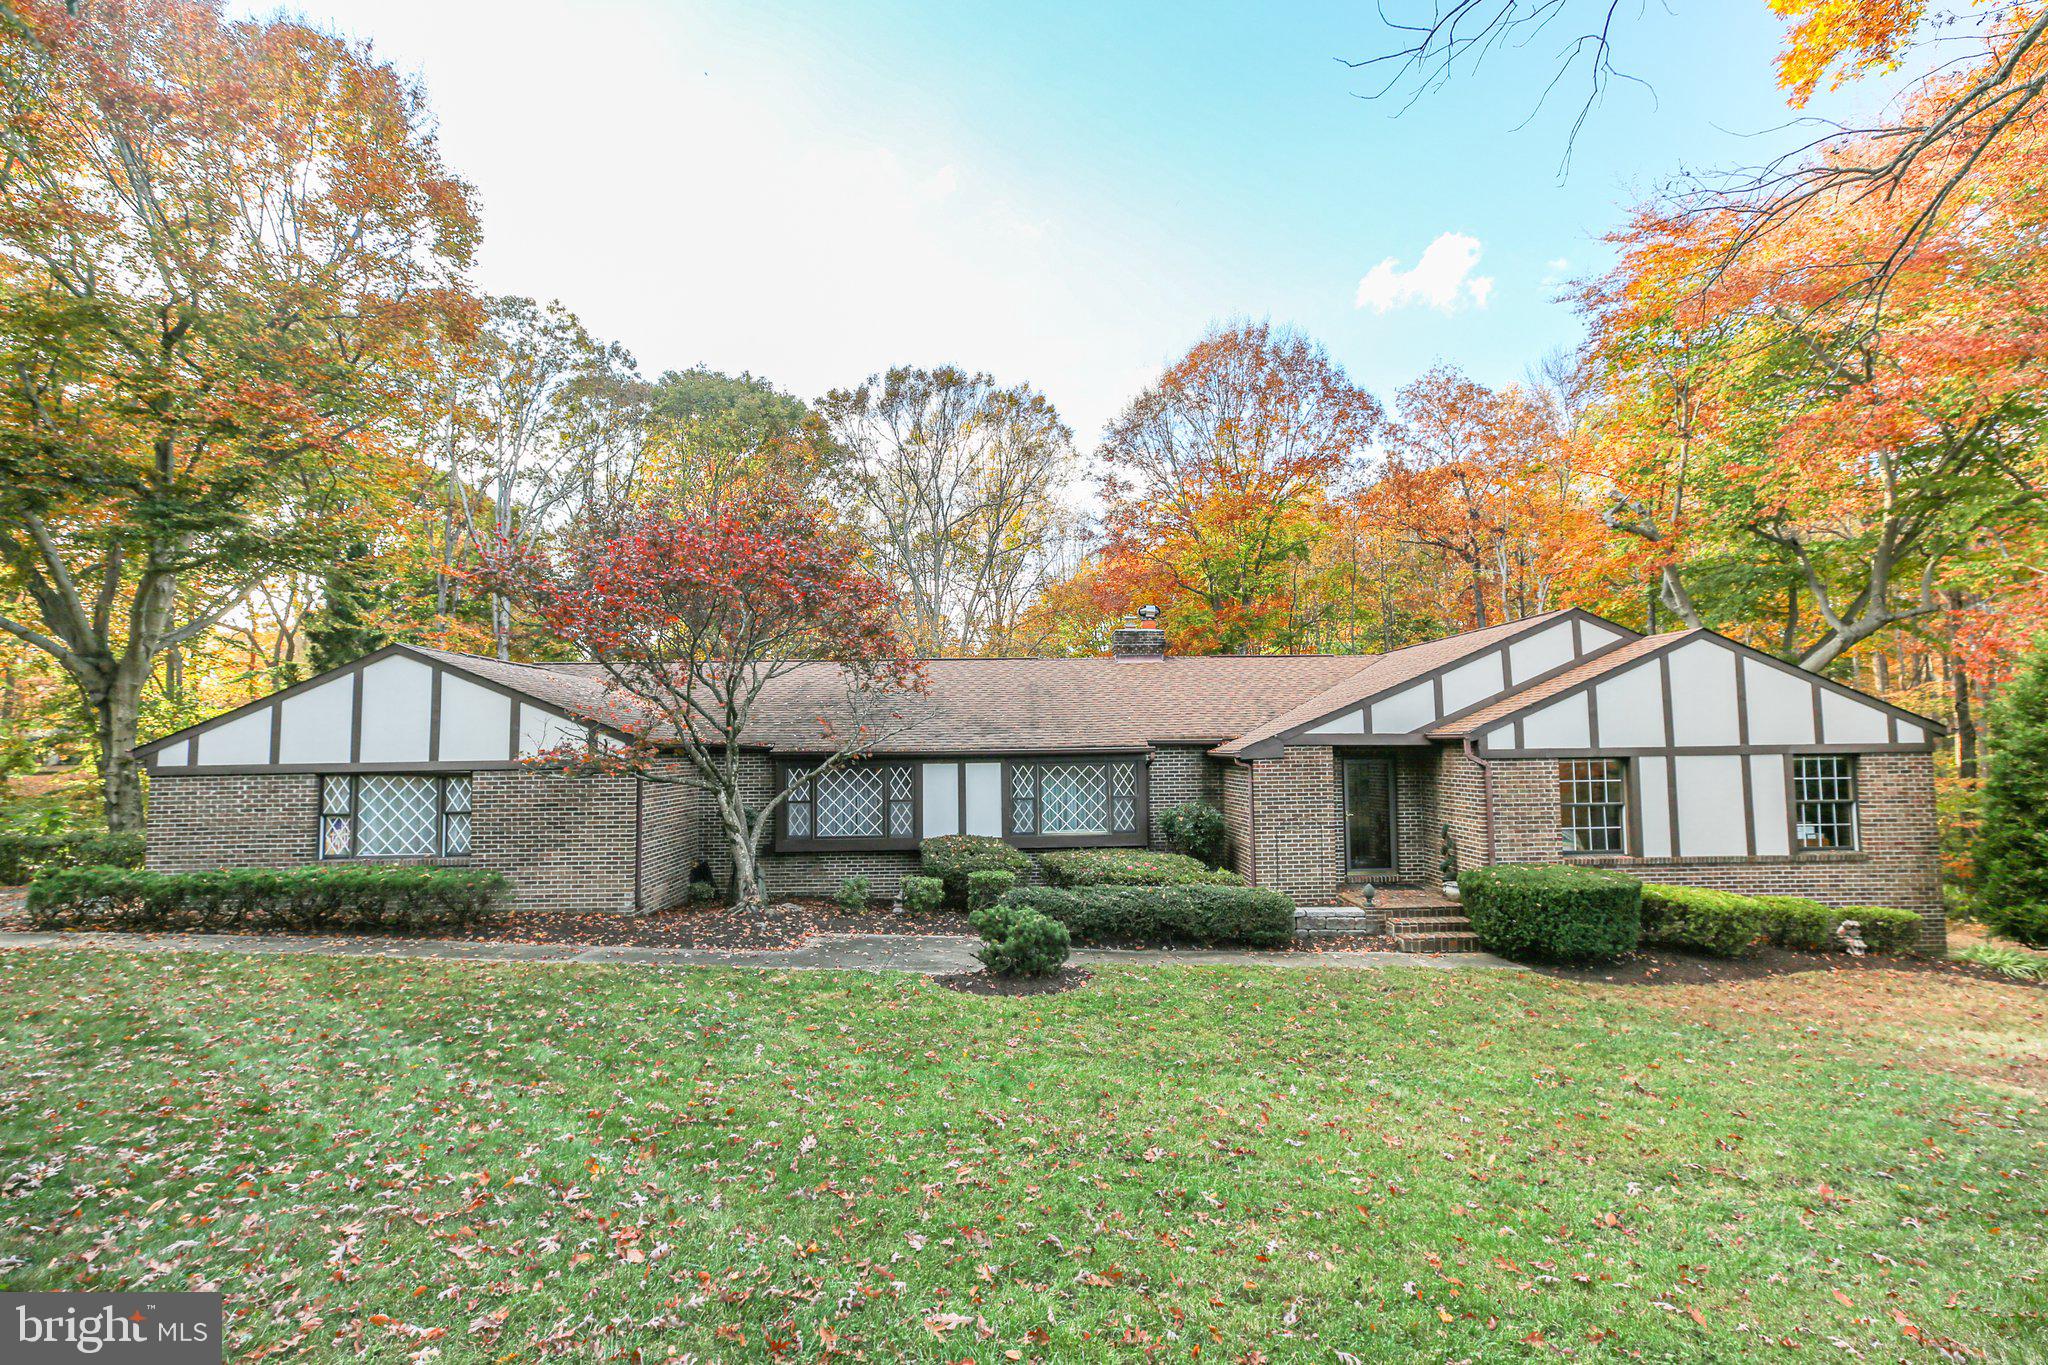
[1241,759,1257,886]
[631,773,645,914]
[1461,736,1496,866]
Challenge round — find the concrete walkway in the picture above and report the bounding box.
[0,929,1524,974]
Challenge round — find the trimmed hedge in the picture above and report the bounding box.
[27,865,510,935]
[1837,904,1922,954]
[1001,884,1294,947]
[1038,847,1243,888]
[1749,893,1838,950]
[1639,884,1769,957]
[970,902,1070,977]
[920,835,1031,906]
[900,875,946,914]
[967,869,1016,910]
[1158,801,1229,868]
[1460,865,1641,963]
[0,830,144,885]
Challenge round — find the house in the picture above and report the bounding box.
[133,608,1946,949]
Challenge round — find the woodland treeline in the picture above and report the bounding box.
[3,0,2046,834]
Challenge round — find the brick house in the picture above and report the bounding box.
[134,608,1947,949]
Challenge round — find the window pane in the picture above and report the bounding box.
[1038,763,1111,834]
[443,774,472,814]
[814,767,886,838]
[1111,765,1138,833]
[1793,755,1857,849]
[321,815,353,858]
[1558,759,1626,854]
[322,776,352,815]
[357,775,440,857]
[787,801,810,838]
[442,810,472,857]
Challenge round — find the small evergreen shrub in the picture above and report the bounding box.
[1038,847,1242,888]
[1749,893,1839,950]
[836,875,872,911]
[27,865,510,935]
[920,835,1031,906]
[687,880,721,906]
[970,902,1070,977]
[1158,801,1229,868]
[1976,636,2048,946]
[1639,885,1768,957]
[900,875,946,914]
[1837,905,1921,954]
[1460,865,1641,963]
[1002,884,1294,947]
[0,830,145,884]
[966,868,1016,910]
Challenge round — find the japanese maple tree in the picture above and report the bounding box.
[475,493,922,905]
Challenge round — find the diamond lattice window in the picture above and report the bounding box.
[815,767,886,839]
[357,775,441,857]
[1006,760,1142,840]
[1039,764,1110,835]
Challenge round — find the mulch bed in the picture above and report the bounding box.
[441,898,971,951]
[936,965,1093,996]
[1530,944,2046,990]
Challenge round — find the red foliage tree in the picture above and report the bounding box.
[476,493,922,904]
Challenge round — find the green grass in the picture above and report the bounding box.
[0,952,2042,1361]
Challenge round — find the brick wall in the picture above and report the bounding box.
[146,769,646,915]
[1222,747,1441,901]
[635,769,700,911]
[1460,750,1944,952]
[1222,762,1254,882]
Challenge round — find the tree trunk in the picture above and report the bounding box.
[725,822,765,905]
[1951,659,1979,779]
[90,659,149,833]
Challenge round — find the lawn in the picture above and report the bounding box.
[0,952,2042,1362]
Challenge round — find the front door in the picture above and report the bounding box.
[1343,756,1396,873]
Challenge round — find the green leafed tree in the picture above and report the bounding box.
[1974,636,2048,946]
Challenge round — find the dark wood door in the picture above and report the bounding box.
[1344,757,1396,872]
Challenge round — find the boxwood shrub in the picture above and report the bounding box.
[1002,884,1294,947]
[0,830,144,885]
[1639,885,1770,957]
[1038,847,1243,888]
[1157,801,1229,868]
[899,875,946,914]
[967,868,1017,910]
[919,835,1031,906]
[1460,865,1641,963]
[1749,893,1839,950]
[1837,904,1922,954]
[26,865,510,935]
[970,902,1070,977]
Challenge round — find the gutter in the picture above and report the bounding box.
[1461,735,1497,865]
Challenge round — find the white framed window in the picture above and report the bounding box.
[1792,755,1859,850]
[319,774,473,859]
[1558,758,1627,855]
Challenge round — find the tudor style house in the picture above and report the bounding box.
[134,608,1946,950]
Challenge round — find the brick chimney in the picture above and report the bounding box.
[1112,605,1167,661]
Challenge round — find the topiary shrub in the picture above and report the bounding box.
[1038,847,1243,888]
[0,830,145,885]
[966,868,1016,911]
[26,864,510,935]
[970,901,1070,977]
[899,875,946,914]
[1837,905,1922,954]
[1976,635,2048,946]
[1460,865,1641,963]
[1002,884,1294,947]
[1639,884,1768,958]
[1158,801,1229,868]
[920,835,1031,907]
[836,875,871,912]
[1749,893,1839,950]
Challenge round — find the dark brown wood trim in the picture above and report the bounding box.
[349,668,364,764]
[1739,751,1757,857]
[508,697,522,761]
[150,759,533,776]
[1811,680,1827,746]
[267,701,282,766]
[428,668,442,763]
[1470,741,1934,758]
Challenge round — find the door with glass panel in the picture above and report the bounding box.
[1342,756,1396,873]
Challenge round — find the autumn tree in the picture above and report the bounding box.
[1094,322,1383,653]
[0,0,478,830]
[474,492,921,904]
[820,366,1077,655]
[638,367,838,514]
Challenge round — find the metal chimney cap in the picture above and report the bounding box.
[1137,604,1161,621]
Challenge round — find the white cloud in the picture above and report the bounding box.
[1354,232,1494,314]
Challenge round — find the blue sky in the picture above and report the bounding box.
[257,1,1898,442]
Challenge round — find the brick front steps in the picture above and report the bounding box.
[1335,883,1481,953]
